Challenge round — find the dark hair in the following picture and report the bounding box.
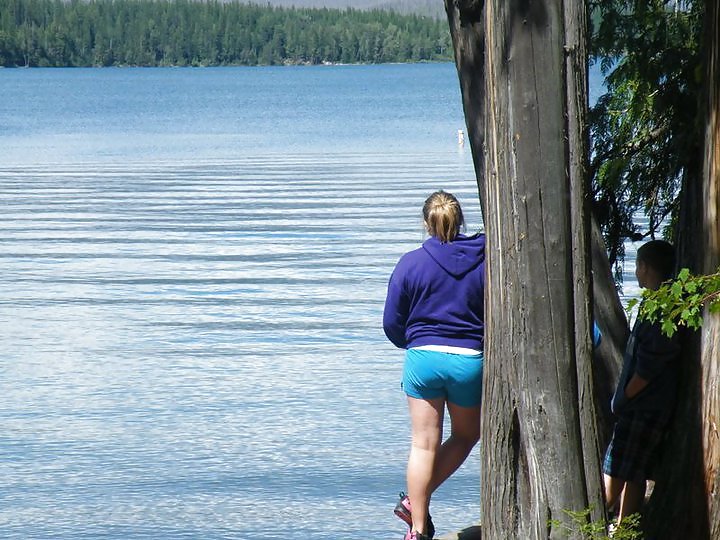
[423,190,464,243]
[637,240,676,281]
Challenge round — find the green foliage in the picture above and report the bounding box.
[549,508,642,539]
[0,0,452,67]
[627,268,720,336]
[588,1,704,276]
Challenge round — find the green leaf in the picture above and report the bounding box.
[661,318,677,337]
[678,267,691,283]
[671,281,683,298]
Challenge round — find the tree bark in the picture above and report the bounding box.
[700,0,720,534]
[479,1,603,537]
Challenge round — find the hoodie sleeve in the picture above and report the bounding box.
[383,266,410,349]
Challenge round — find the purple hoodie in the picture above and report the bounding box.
[383,233,485,350]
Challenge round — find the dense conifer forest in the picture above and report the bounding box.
[0,0,453,67]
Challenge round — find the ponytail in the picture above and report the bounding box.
[422,190,464,243]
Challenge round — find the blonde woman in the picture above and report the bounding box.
[383,191,485,540]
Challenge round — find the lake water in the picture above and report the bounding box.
[0,63,635,540]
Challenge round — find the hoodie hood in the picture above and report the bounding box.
[422,233,485,278]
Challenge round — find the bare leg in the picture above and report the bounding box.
[618,480,646,523]
[429,401,480,493]
[604,474,625,512]
[407,396,444,535]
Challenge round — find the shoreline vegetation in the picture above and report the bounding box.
[0,0,453,68]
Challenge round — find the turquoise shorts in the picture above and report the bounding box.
[402,348,484,408]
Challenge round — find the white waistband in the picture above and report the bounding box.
[411,345,482,356]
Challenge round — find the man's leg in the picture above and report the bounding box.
[618,480,646,522]
[604,473,626,511]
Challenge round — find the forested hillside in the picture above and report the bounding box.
[0,0,452,67]
[254,0,445,18]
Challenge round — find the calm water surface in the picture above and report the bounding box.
[1,64,486,539]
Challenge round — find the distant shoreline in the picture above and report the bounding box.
[0,59,451,69]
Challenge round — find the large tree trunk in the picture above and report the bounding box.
[444,1,628,400]
[479,1,604,537]
[445,0,627,534]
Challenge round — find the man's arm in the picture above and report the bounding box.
[624,373,649,399]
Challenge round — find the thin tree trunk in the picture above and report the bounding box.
[480,1,603,537]
[565,1,605,525]
[590,215,627,446]
[444,0,486,216]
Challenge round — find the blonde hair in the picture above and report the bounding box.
[423,190,464,243]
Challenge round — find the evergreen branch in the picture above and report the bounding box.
[590,123,670,178]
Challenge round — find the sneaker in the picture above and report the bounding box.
[403,530,432,540]
[394,492,435,539]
